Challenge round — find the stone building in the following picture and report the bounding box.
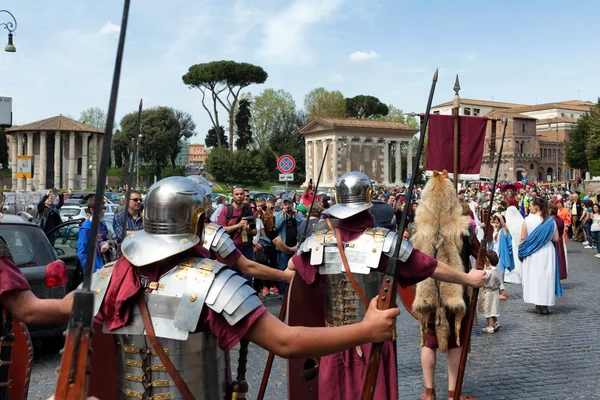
[6,115,104,191]
[299,117,419,188]
[188,143,208,166]
[430,99,594,182]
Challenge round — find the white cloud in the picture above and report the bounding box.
[259,0,345,64]
[99,22,120,36]
[349,51,380,61]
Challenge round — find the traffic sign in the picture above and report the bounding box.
[16,155,32,179]
[279,173,294,182]
[277,155,295,173]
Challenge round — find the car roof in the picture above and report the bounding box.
[0,214,38,225]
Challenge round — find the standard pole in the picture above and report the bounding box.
[452,75,461,190]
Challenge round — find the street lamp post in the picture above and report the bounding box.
[0,10,17,52]
[547,116,559,182]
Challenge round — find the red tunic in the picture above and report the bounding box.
[98,245,265,352]
[0,251,31,298]
[291,211,438,400]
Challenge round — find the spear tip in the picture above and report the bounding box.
[433,68,439,81]
[454,75,461,94]
[139,98,143,108]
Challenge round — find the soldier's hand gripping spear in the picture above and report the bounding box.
[53,1,131,399]
[256,144,329,400]
[453,119,508,400]
[361,68,438,400]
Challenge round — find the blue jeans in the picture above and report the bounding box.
[277,251,292,295]
[591,231,600,254]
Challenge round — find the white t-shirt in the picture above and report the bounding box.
[591,214,600,232]
[253,218,264,243]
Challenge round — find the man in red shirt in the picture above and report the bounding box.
[217,185,256,278]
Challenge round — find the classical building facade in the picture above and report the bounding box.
[430,99,594,182]
[299,117,419,188]
[6,115,103,191]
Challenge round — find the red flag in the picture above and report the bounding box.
[424,114,487,180]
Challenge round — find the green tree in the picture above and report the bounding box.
[205,147,231,182]
[79,107,107,130]
[377,104,420,128]
[0,128,8,169]
[235,99,253,150]
[231,150,267,184]
[268,111,307,184]
[304,88,346,119]
[205,126,228,149]
[182,61,268,150]
[565,116,590,171]
[346,95,389,119]
[169,109,196,166]
[252,89,297,149]
[582,99,600,161]
[111,129,129,167]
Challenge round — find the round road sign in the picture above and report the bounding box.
[277,155,296,173]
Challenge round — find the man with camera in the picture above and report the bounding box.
[217,185,257,279]
[273,198,304,298]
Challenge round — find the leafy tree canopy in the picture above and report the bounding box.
[304,88,346,119]
[183,60,268,150]
[252,88,296,149]
[206,126,228,149]
[79,107,107,130]
[376,104,419,128]
[346,95,389,119]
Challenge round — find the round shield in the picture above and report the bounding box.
[9,319,34,400]
[398,284,419,319]
[286,273,324,400]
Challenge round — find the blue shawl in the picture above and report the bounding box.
[498,230,515,273]
[518,217,563,297]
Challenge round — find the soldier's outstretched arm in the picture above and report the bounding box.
[236,254,295,282]
[0,290,73,324]
[430,262,485,288]
[244,297,399,359]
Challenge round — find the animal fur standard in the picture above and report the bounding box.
[412,170,471,351]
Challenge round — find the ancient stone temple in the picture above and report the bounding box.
[300,117,419,187]
[6,115,104,191]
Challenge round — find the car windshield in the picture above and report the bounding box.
[61,207,81,217]
[0,224,55,267]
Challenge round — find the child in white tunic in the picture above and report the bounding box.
[481,263,502,334]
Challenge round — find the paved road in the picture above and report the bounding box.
[29,243,600,399]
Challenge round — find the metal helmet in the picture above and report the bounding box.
[186,175,213,217]
[326,172,373,219]
[121,176,207,266]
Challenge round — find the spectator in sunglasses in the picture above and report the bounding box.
[78,196,110,273]
[113,190,144,243]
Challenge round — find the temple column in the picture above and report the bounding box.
[383,139,390,185]
[407,140,413,182]
[16,134,24,191]
[81,132,90,189]
[10,134,17,190]
[26,132,34,191]
[98,136,104,187]
[68,131,76,190]
[331,137,339,183]
[358,138,366,174]
[39,131,47,190]
[321,139,329,184]
[345,137,352,172]
[395,141,402,184]
[304,139,311,186]
[91,134,98,188]
[313,139,319,181]
[54,132,61,188]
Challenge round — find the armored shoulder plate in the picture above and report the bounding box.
[203,222,237,258]
[87,263,116,317]
[298,230,337,266]
[100,257,261,341]
[382,230,413,262]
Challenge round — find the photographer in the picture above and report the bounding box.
[217,185,257,279]
[273,198,304,298]
[37,189,64,238]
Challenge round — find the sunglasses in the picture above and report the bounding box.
[130,198,142,202]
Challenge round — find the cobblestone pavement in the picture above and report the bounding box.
[29,244,600,399]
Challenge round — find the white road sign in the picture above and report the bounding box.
[0,97,12,128]
[279,173,294,182]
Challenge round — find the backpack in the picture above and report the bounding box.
[225,204,252,224]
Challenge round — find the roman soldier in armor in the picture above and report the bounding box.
[288,172,485,400]
[82,176,399,400]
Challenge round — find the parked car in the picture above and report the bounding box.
[251,192,276,202]
[104,191,121,204]
[105,203,119,214]
[68,192,114,204]
[0,215,73,339]
[60,206,88,222]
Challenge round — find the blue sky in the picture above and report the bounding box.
[1,0,599,142]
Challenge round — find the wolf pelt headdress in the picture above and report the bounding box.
[412,170,471,351]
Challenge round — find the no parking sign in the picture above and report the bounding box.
[277,155,295,173]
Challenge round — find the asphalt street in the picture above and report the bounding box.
[28,243,600,399]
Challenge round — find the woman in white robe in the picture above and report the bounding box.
[520,199,560,314]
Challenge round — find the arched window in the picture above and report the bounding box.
[520,142,524,154]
